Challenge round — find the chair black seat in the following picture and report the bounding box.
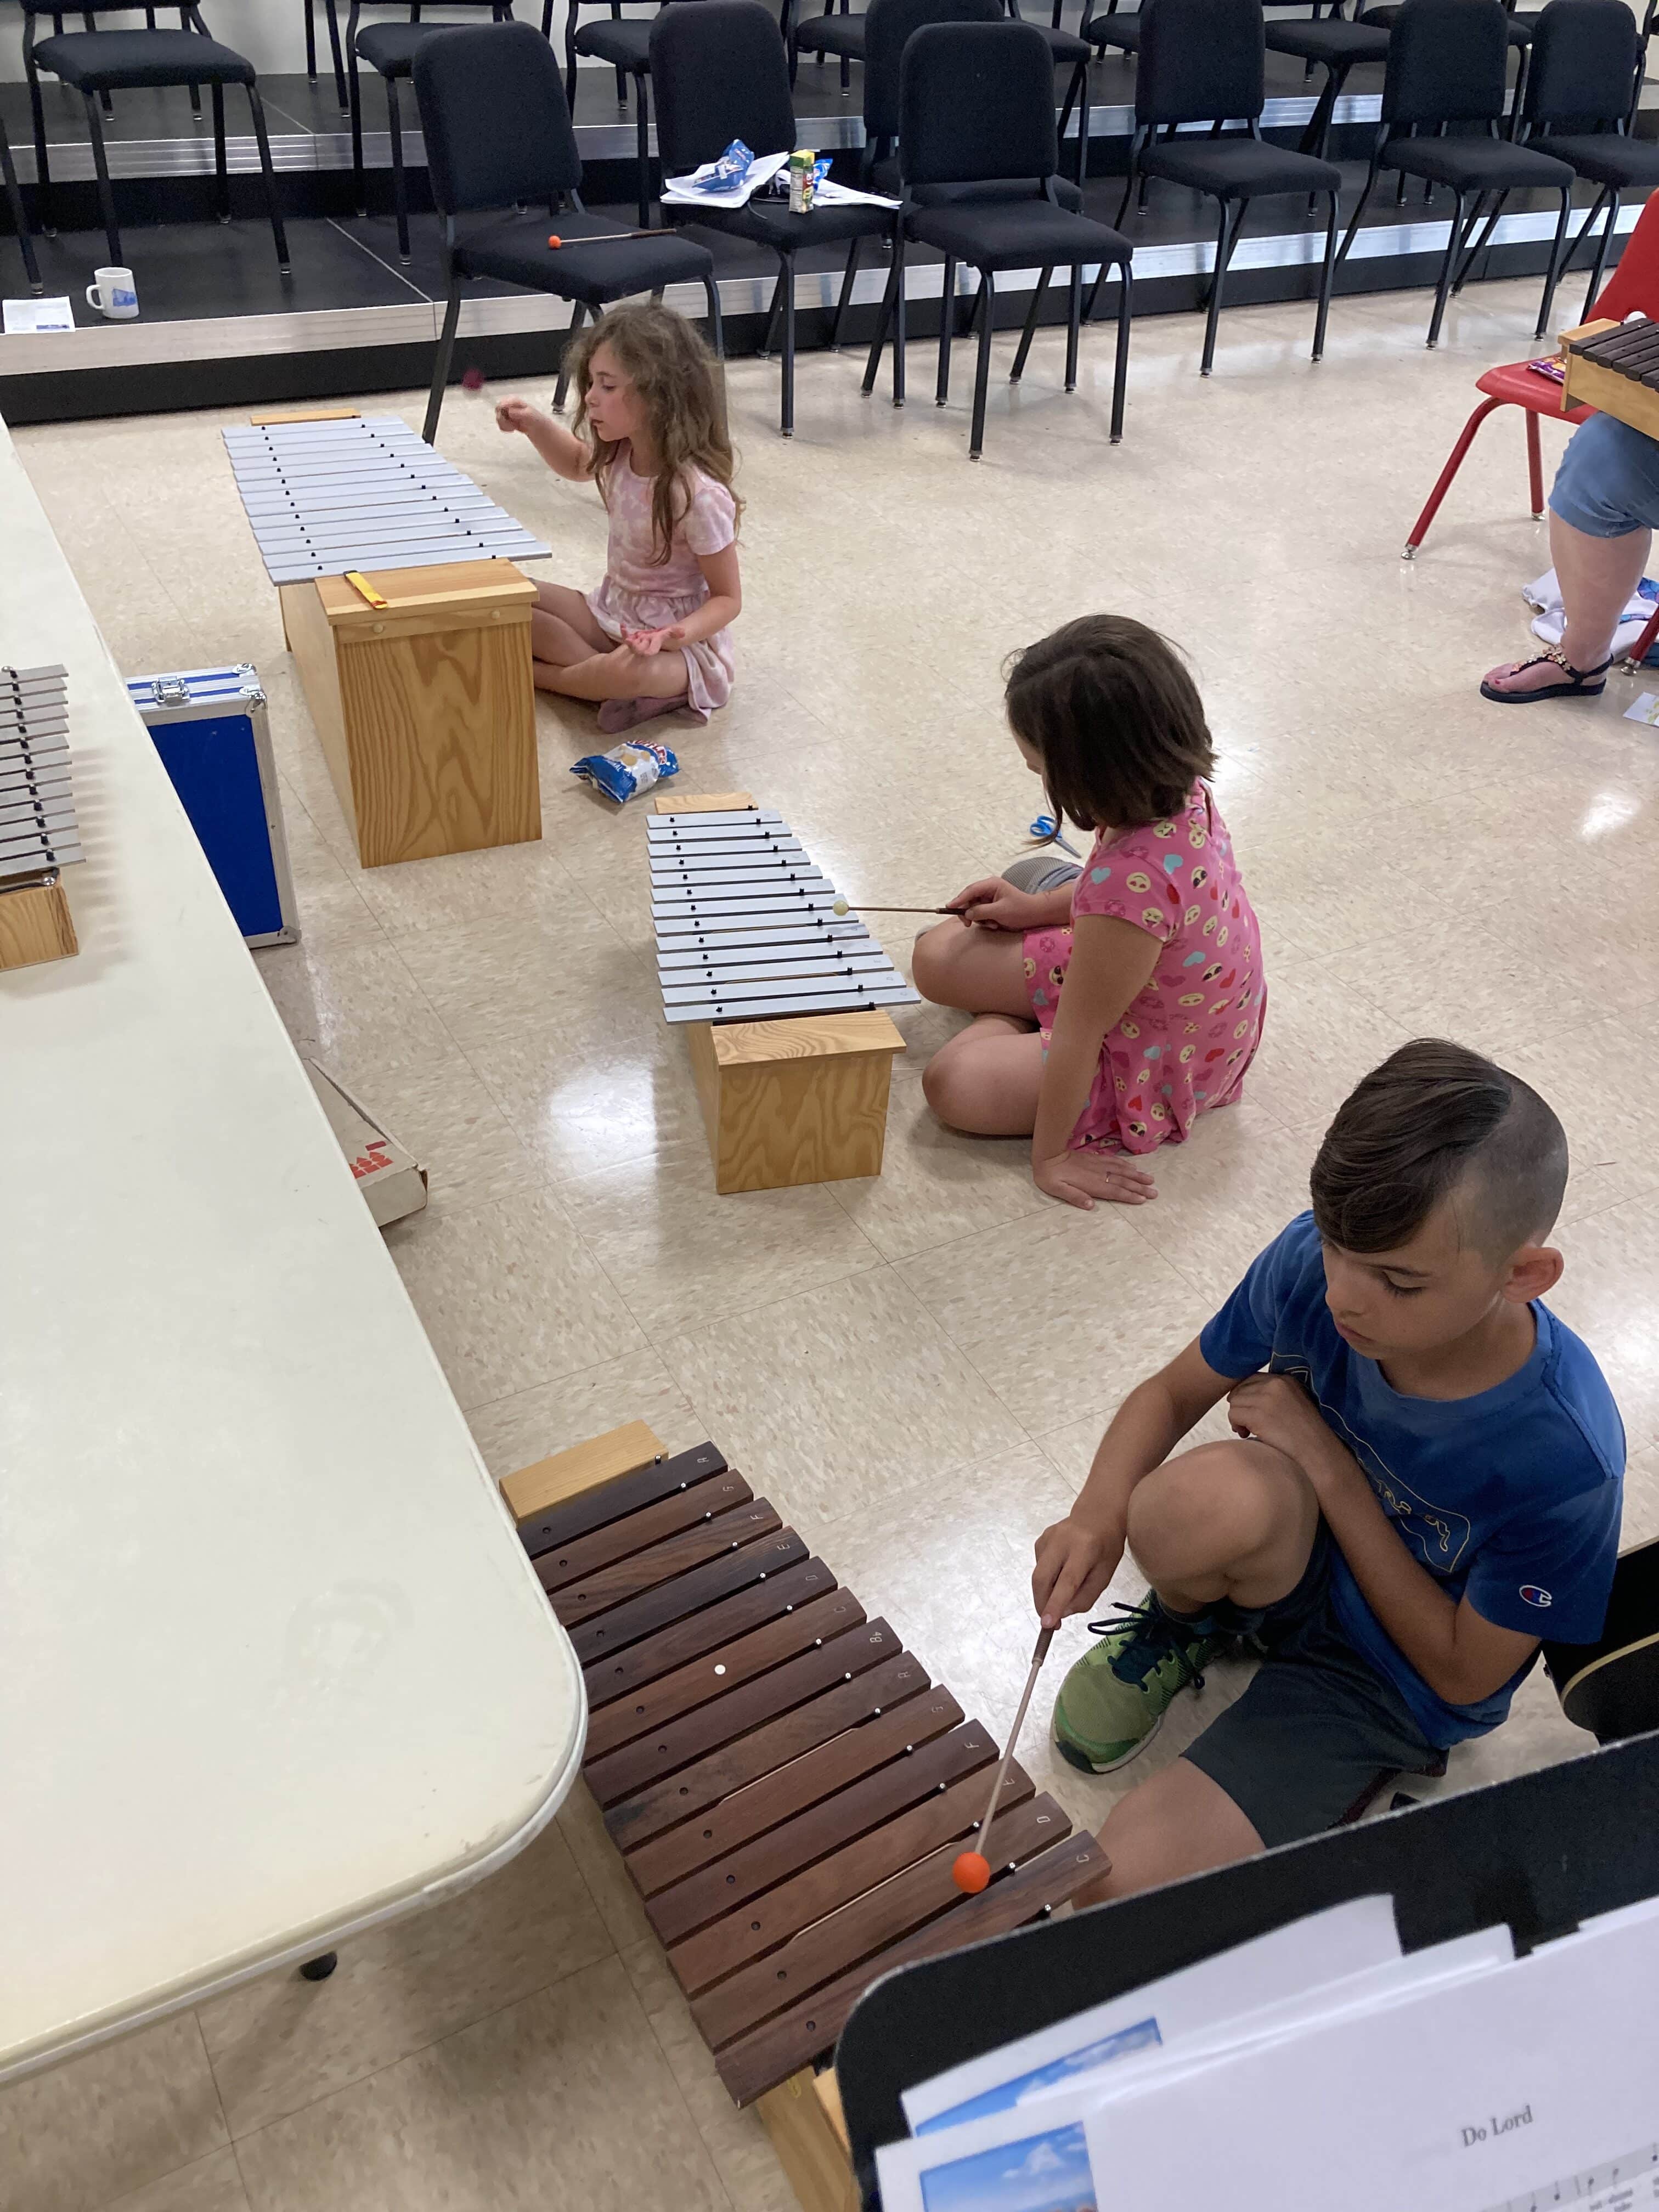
[1541,133,1659,185]
[794,9,867,54]
[1262,16,1389,60]
[354,20,459,75]
[573,15,652,64]
[1385,132,1573,186]
[692,193,893,248]
[1082,11,1141,48]
[908,198,1131,268]
[30,28,255,86]
[453,211,714,299]
[1142,134,1341,195]
[1361,1,1528,39]
[1026,19,1090,58]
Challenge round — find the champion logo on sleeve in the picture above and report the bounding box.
[1519,1585,1554,1608]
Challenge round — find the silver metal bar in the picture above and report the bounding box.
[658,951,894,985]
[647,810,782,832]
[657,924,869,965]
[653,898,841,927]
[664,972,917,1008]
[648,867,829,895]
[663,979,916,1024]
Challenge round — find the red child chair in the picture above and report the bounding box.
[1402,186,1659,560]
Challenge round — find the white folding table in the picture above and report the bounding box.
[0,418,586,2086]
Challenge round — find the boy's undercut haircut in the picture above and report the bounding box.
[1311,1039,1568,1261]
[1004,614,1216,831]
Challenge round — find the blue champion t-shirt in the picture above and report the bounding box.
[1198,1212,1624,1747]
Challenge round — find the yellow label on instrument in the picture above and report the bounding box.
[345,570,390,608]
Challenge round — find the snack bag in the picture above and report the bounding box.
[569,740,679,805]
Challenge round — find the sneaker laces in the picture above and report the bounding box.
[1086,1596,1209,1693]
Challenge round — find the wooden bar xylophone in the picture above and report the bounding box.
[1560,318,1659,443]
[499,1421,1107,2185]
[0,663,80,969]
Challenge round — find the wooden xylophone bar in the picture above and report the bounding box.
[1561,318,1659,443]
[500,1423,1107,2155]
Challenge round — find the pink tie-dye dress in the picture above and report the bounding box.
[585,444,737,720]
[1022,781,1266,1154]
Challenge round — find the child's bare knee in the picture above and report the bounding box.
[911,921,962,1005]
[921,1044,969,1125]
[1126,1438,1301,1579]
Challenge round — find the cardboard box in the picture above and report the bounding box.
[305,1060,428,1229]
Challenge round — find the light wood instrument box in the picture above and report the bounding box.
[0,873,77,971]
[280,560,541,870]
[1560,319,1659,441]
[656,793,906,1194]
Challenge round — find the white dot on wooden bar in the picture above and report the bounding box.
[713,1664,726,1676]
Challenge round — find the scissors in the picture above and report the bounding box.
[1029,812,1081,857]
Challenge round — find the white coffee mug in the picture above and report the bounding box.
[86,266,138,319]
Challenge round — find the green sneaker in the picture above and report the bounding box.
[1052,1598,1226,1773]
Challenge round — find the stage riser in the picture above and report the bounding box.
[0,230,1601,427]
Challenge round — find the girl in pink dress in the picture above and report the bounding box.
[913,616,1266,1211]
[494,302,741,730]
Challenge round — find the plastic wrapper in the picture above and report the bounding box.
[570,740,679,805]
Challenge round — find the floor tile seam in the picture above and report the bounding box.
[614,1944,745,2212]
[580,1217,894,1350]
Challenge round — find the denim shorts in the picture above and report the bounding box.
[1176,1531,1444,1850]
[1549,409,1659,538]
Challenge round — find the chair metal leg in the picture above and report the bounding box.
[1335,157,1380,269]
[1057,58,1088,188]
[304,0,318,80]
[968,268,995,459]
[703,273,724,360]
[863,250,899,394]
[26,54,54,236]
[1452,188,1506,292]
[1312,187,1337,361]
[1526,405,1544,518]
[1402,392,1503,555]
[1064,261,1081,390]
[1109,257,1131,442]
[761,267,785,356]
[829,232,859,350]
[348,45,365,215]
[555,299,586,410]
[1535,184,1572,340]
[1584,185,1620,318]
[424,278,462,442]
[893,224,906,406]
[82,89,121,265]
[1114,131,1141,229]
[780,251,797,435]
[633,68,650,229]
[321,0,347,108]
[1011,266,1049,382]
[564,8,579,112]
[246,84,290,273]
[0,121,42,291]
[386,75,411,262]
[1200,197,1243,375]
[936,255,956,404]
[211,80,229,221]
[1426,188,1468,346]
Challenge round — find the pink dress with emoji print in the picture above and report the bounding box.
[1020,781,1265,1155]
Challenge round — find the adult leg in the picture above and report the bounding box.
[1483,413,1656,695]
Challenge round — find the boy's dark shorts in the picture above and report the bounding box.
[1176,1529,1446,1850]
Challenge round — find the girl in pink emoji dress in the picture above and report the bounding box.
[494,301,740,731]
[913,616,1265,1211]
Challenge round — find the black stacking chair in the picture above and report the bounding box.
[1115,0,1339,373]
[1485,0,1659,318]
[1264,2,1391,163]
[1334,0,1573,345]
[862,20,1135,457]
[858,0,1003,188]
[1077,0,1141,68]
[1001,0,1091,187]
[560,0,708,232]
[1,115,42,293]
[22,1,290,275]
[347,0,515,264]
[789,0,865,89]
[414,21,721,441]
[545,0,638,109]
[651,0,899,435]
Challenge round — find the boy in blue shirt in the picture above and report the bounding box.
[1034,1037,1623,1901]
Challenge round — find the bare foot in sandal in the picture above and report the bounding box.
[1480,646,1612,703]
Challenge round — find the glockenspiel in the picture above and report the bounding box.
[0,662,80,971]
[499,1422,1108,2209]
[651,791,915,1195]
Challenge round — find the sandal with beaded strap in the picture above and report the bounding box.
[1480,645,1613,704]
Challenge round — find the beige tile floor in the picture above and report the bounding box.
[12,268,1659,2211]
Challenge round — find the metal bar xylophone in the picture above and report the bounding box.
[499,1423,1107,2205]
[0,663,81,969]
[651,793,915,1195]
